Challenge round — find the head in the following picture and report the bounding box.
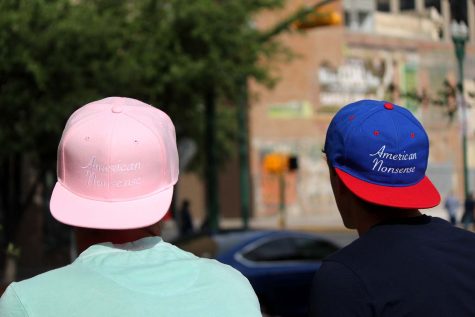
[324,100,440,234]
[182,199,190,209]
[49,97,179,250]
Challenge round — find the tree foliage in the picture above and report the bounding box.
[0,0,286,167]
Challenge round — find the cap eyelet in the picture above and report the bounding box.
[384,103,394,110]
[112,105,123,113]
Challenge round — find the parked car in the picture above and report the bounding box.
[173,229,340,317]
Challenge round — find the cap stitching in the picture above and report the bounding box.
[59,111,109,184]
[395,108,429,145]
[107,114,119,197]
[122,110,169,184]
[390,111,399,186]
[57,179,175,202]
[342,106,381,166]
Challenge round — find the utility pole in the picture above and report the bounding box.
[451,20,469,197]
[238,77,250,229]
[205,88,219,232]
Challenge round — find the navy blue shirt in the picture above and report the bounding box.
[309,215,475,316]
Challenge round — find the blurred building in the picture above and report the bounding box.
[178,0,475,226]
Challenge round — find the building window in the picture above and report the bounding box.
[344,9,373,32]
[344,11,351,27]
[377,0,390,12]
[451,0,468,24]
[358,11,373,31]
[400,0,415,11]
[425,0,441,13]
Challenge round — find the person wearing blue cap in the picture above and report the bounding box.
[309,100,475,316]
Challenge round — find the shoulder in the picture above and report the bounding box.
[312,260,368,294]
[5,265,75,291]
[164,243,260,314]
[162,241,250,284]
[12,264,82,292]
[196,257,255,289]
[0,284,29,317]
[162,241,253,285]
[309,261,372,317]
[426,217,475,241]
[191,258,260,316]
[154,242,257,296]
[0,263,82,312]
[324,233,376,265]
[0,268,74,317]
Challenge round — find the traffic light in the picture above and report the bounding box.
[288,156,298,171]
[263,153,288,174]
[293,10,342,30]
[263,153,299,174]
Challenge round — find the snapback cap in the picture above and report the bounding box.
[50,97,179,229]
[324,99,440,209]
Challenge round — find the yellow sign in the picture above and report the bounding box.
[267,100,313,119]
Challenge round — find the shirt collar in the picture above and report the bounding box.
[78,236,162,260]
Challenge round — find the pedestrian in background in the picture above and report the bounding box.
[444,191,460,225]
[309,100,475,316]
[179,199,194,236]
[0,97,260,317]
[462,192,475,230]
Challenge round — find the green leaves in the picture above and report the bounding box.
[0,0,286,170]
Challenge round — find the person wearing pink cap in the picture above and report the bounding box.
[0,97,261,317]
[309,100,475,316]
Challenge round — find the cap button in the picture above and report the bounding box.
[384,103,394,110]
[111,105,123,113]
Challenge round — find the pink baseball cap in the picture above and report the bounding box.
[50,97,179,229]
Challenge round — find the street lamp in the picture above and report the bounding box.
[451,20,469,198]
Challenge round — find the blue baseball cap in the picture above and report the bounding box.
[324,99,440,209]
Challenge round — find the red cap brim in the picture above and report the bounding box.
[335,168,441,209]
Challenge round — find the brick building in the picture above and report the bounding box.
[178,0,475,227]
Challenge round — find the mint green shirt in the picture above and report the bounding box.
[0,237,260,316]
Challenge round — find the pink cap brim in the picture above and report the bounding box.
[50,182,173,229]
[335,168,441,209]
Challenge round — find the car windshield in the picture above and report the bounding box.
[241,236,340,262]
[214,231,267,255]
[173,230,266,258]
